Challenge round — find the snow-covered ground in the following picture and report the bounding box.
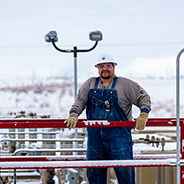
[0,76,183,119]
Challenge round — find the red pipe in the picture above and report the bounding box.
[0,118,182,129]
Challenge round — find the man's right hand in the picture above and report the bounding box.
[64,113,78,129]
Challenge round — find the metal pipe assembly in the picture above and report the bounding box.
[0,118,183,183]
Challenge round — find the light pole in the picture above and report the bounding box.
[44,30,103,155]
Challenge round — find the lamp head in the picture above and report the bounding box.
[89,30,103,41]
[45,31,58,42]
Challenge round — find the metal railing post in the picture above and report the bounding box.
[176,48,184,184]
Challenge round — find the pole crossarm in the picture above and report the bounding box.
[0,118,182,129]
[0,159,178,170]
[52,41,98,53]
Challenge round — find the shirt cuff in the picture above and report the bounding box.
[141,108,149,114]
[70,111,78,115]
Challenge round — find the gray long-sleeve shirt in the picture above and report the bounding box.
[69,76,151,120]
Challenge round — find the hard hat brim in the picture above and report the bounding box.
[94,61,118,68]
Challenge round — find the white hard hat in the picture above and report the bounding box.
[94,54,118,68]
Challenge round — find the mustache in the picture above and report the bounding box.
[101,70,110,73]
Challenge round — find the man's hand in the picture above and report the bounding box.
[64,113,78,129]
[136,112,148,130]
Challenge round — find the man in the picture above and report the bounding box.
[64,54,151,184]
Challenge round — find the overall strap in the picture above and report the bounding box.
[94,77,100,89]
[111,76,118,90]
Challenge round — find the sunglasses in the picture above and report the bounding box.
[97,63,113,69]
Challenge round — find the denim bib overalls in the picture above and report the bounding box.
[86,77,135,184]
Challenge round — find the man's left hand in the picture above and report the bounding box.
[136,112,148,130]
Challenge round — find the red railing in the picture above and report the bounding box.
[0,118,180,128]
[0,118,184,182]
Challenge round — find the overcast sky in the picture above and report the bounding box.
[0,0,184,80]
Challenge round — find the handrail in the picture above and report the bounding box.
[0,118,182,129]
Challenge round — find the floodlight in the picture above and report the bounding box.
[89,30,103,41]
[45,31,58,42]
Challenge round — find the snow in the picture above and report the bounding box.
[133,142,176,155]
[0,159,176,169]
[16,181,42,184]
[1,171,40,177]
[0,76,183,119]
